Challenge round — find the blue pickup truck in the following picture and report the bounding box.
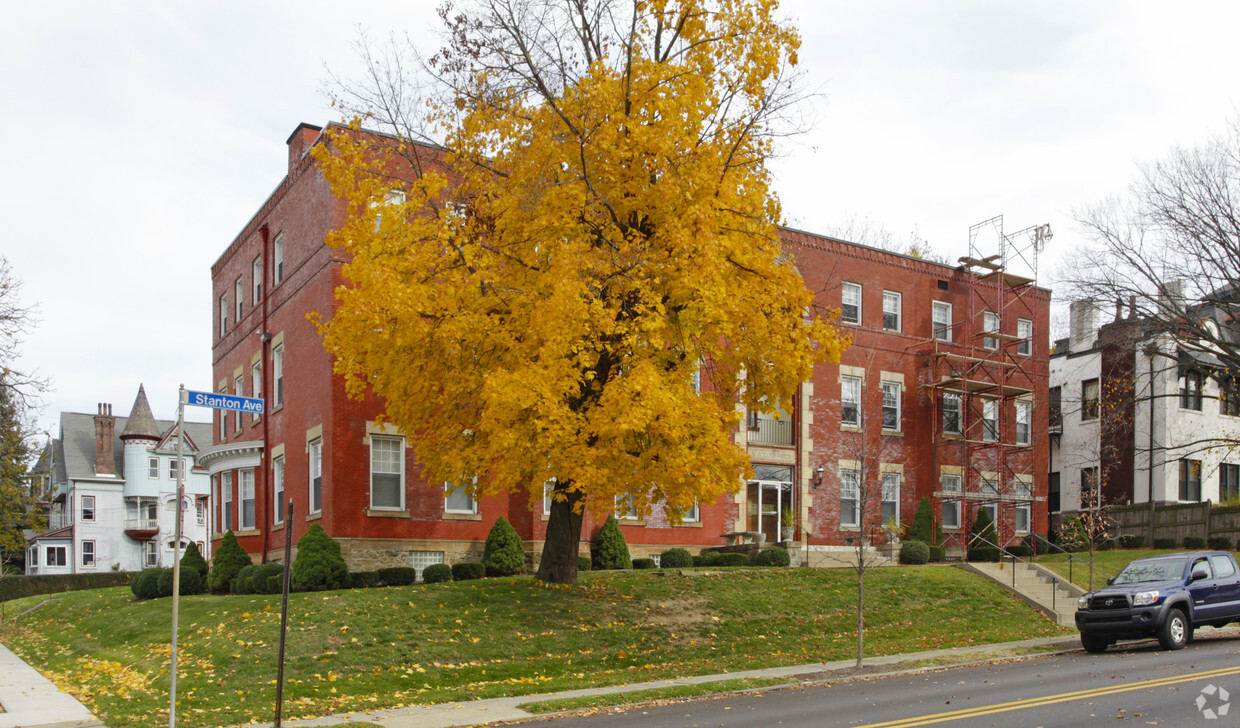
[1075,551,1240,653]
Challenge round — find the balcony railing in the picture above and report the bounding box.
[749,415,794,446]
[124,518,160,532]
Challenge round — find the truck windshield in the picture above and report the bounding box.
[1113,558,1187,585]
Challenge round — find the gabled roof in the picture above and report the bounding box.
[55,410,211,484]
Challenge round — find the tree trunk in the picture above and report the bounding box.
[536,484,585,584]
[856,566,865,668]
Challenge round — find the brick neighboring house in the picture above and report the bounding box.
[25,386,213,574]
[205,122,1050,573]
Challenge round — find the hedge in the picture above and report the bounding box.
[131,569,167,600]
[422,564,452,583]
[1006,544,1033,558]
[1207,536,1233,551]
[928,545,946,563]
[898,540,930,565]
[1183,536,1207,550]
[451,562,486,581]
[659,548,692,568]
[1,571,132,603]
[1153,537,1177,549]
[1118,534,1146,549]
[350,571,382,589]
[576,556,591,572]
[715,552,750,567]
[378,567,417,586]
[158,567,204,597]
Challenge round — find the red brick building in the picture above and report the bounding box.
[202,122,1050,571]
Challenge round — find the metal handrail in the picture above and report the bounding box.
[967,532,1068,613]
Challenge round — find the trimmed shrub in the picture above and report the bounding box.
[968,507,1001,562]
[232,564,260,595]
[1183,536,1207,550]
[753,546,791,567]
[1153,537,1177,549]
[907,497,935,544]
[482,517,527,577]
[691,555,705,567]
[576,556,591,572]
[1118,534,1146,549]
[1207,536,1233,551]
[3,572,131,603]
[208,531,252,595]
[1007,544,1033,558]
[266,575,282,593]
[698,551,722,567]
[452,562,486,581]
[251,563,286,594]
[131,569,165,600]
[180,541,209,581]
[716,552,750,567]
[928,545,946,563]
[632,558,656,569]
[590,515,632,570]
[378,567,417,586]
[291,523,349,592]
[659,548,692,568]
[899,540,930,565]
[969,547,1001,562]
[156,567,202,597]
[422,564,452,584]
[350,571,382,589]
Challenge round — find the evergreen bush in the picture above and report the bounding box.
[350,571,382,589]
[208,531,252,595]
[451,562,485,581]
[422,564,452,583]
[1153,537,1177,549]
[232,564,260,595]
[928,545,946,562]
[180,541,209,581]
[899,540,930,565]
[590,515,632,570]
[632,557,656,569]
[290,523,349,592]
[576,556,591,572]
[698,552,721,567]
[1183,536,1207,550]
[659,548,692,568]
[907,497,934,544]
[1207,536,1232,550]
[1006,544,1033,558]
[2,572,130,603]
[691,554,706,567]
[1118,534,1146,549]
[131,568,164,600]
[967,508,1001,562]
[752,546,791,567]
[717,552,750,566]
[156,567,201,597]
[482,517,527,576]
[378,567,417,586]
[251,563,286,594]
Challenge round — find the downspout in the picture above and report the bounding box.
[260,223,271,562]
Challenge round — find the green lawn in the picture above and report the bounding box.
[0,566,1069,727]
[1035,549,1181,591]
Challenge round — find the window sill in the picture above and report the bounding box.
[672,521,703,528]
[839,524,860,531]
[617,519,646,526]
[235,529,262,538]
[443,512,482,521]
[882,430,903,437]
[271,402,284,415]
[840,425,862,433]
[367,509,411,518]
[306,511,322,522]
[271,522,285,532]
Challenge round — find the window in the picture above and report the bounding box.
[309,439,323,514]
[148,457,160,479]
[212,475,220,533]
[169,458,179,482]
[1221,375,1240,417]
[143,541,158,568]
[1180,368,1204,411]
[235,276,244,322]
[841,376,861,427]
[941,473,962,493]
[983,311,999,350]
[29,547,37,567]
[252,256,262,303]
[219,293,228,336]
[81,495,95,522]
[1211,554,1237,579]
[1222,463,1240,503]
[615,493,640,520]
[881,381,901,431]
[980,503,998,525]
[273,233,284,284]
[370,436,404,510]
[240,470,256,530]
[942,393,962,435]
[542,480,555,516]
[982,399,998,442]
[47,546,67,567]
[1015,400,1031,445]
[235,375,244,430]
[272,456,285,525]
[81,540,95,567]
[1049,386,1062,433]
[840,468,860,527]
[932,301,952,341]
[681,499,700,523]
[1015,504,1031,533]
[1179,459,1202,501]
[374,189,406,231]
[252,361,262,405]
[273,344,284,407]
[1081,379,1099,421]
[222,472,233,531]
[445,477,477,514]
[841,282,861,325]
[981,476,998,496]
[942,499,960,529]
[882,291,901,331]
[196,499,206,526]
[1080,467,1099,507]
[1017,318,1033,356]
[881,472,900,524]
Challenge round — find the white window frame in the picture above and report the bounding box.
[272,456,285,525]
[1017,318,1033,356]
[81,539,95,567]
[881,472,900,525]
[681,499,701,523]
[370,436,405,510]
[983,311,999,350]
[942,500,960,530]
[881,381,901,432]
[840,468,860,527]
[81,495,95,523]
[252,256,262,303]
[148,457,160,479]
[841,375,862,427]
[882,290,901,332]
[143,541,158,568]
[942,393,962,435]
[273,344,284,407]
[981,502,998,524]
[1015,504,1031,533]
[47,545,67,567]
[309,439,323,514]
[240,469,256,531]
[445,476,478,514]
[222,472,233,531]
[29,546,37,567]
[981,476,999,496]
[235,276,244,322]
[219,293,228,336]
[982,399,999,442]
[1015,400,1031,445]
[542,479,555,516]
[615,493,640,521]
[273,233,284,285]
[841,282,861,325]
[196,499,206,526]
[252,361,262,404]
[169,457,180,482]
[932,301,952,342]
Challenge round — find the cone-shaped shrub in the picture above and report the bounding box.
[180,541,209,581]
[482,516,526,576]
[907,497,934,544]
[967,507,1001,562]
[591,515,632,570]
[208,531,252,595]
[291,523,349,592]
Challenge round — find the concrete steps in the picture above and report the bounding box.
[965,560,1084,627]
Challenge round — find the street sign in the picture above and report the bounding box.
[185,390,265,414]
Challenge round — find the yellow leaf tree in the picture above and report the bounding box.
[315,0,848,583]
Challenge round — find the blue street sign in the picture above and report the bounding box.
[186,390,265,414]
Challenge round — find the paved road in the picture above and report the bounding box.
[548,630,1240,727]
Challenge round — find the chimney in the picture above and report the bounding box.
[287,122,323,172]
[1069,300,1099,353]
[94,403,117,476]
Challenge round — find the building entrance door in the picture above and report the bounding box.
[746,465,794,542]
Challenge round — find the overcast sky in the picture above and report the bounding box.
[3,1,1238,439]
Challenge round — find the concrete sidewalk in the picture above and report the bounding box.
[0,642,102,728]
[267,635,1081,728]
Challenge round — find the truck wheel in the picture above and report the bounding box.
[1158,609,1190,650]
[1080,633,1109,653]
